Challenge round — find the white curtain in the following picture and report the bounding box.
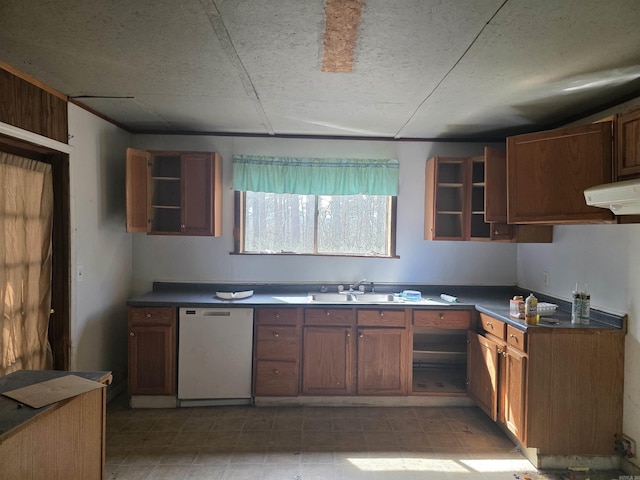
[0,152,53,375]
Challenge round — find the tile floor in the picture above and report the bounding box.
[106,396,626,480]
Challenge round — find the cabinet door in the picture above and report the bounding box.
[425,156,467,240]
[504,346,527,442]
[357,328,407,395]
[466,331,500,421]
[181,152,218,235]
[617,108,640,178]
[485,147,508,223]
[128,323,176,395]
[507,122,614,224]
[125,148,150,233]
[302,326,354,395]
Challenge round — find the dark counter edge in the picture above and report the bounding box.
[0,370,112,438]
[127,283,625,331]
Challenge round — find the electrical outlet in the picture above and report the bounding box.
[543,272,549,286]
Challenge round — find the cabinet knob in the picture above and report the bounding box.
[503,351,507,357]
[439,313,444,320]
[497,348,502,354]
[379,311,384,317]
[130,332,134,336]
[273,332,279,338]
[510,334,517,339]
[359,333,364,338]
[494,230,499,235]
[325,310,331,316]
[181,224,185,230]
[274,313,280,318]
[486,322,493,328]
[273,369,279,375]
[146,313,152,318]
[346,332,351,337]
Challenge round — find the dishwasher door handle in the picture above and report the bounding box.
[202,311,232,317]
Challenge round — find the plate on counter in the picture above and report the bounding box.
[216,290,254,300]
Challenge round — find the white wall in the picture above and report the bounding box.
[517,97,640,470]
[68,104,132,388]
[130,135,517,294]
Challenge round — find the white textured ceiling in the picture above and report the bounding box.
[2,0,640,139]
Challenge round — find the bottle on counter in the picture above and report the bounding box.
[525,293,538,325]
[571,283,582,324]
[581,284,590,325]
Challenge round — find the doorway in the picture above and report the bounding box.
[0,134,70,370]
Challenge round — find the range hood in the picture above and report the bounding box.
[584,178,640,215]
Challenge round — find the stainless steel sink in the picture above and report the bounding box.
[307,293,354,302]
[353,293,398,303]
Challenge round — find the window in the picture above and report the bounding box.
[232,154,399,257]
[238,191,396,257]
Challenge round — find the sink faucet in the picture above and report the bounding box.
[349,279,367,292]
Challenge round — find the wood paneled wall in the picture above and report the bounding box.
[0,67,68,143]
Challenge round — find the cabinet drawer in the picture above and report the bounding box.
[507,325,527,352]
[254,360,299,396]
[490,222,513,241]
[304,308,353,325]
[129,307,175,325]
[255,308,299,326]
[255,325,300,361]
[413,310,470,329]
[357,309,406,327]
[479,313,506,339]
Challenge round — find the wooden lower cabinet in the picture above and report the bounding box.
[469,314,624,456]
[302,325,355,395]
[357,327,407,395]
[466,331,501,421]
[253,308,301,396]
[503,344,527,440]
[128,307,176,396]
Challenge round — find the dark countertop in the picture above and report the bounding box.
[0,370,112,438]
[128,283,625,332]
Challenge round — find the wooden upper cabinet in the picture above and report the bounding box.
[126,148,150,233]
[507,122,615,224]
[425,155,490,241]
[617,108,640,179]
[484,147,553,243]
[484,147,508,223]
[125,148,222,236]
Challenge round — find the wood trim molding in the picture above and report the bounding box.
[0,121,72,154]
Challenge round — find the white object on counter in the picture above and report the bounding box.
[215,290,253,300]
[440,293,457,303]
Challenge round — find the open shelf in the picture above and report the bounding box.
[412,365,466,394]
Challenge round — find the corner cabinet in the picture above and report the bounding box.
[468,312,624,457]
[126,148,222,236]
[506,122,615,224]
[425,152,552,242]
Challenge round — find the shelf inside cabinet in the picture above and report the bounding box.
[413,343,466,354]
[412,365,466,394]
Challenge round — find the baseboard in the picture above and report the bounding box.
[622,457,640,475]
[254,395,476,407]
[130,395,178,408]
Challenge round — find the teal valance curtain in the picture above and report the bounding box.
[232,155,399,196]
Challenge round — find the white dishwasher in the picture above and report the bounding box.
[178,307,254,406]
